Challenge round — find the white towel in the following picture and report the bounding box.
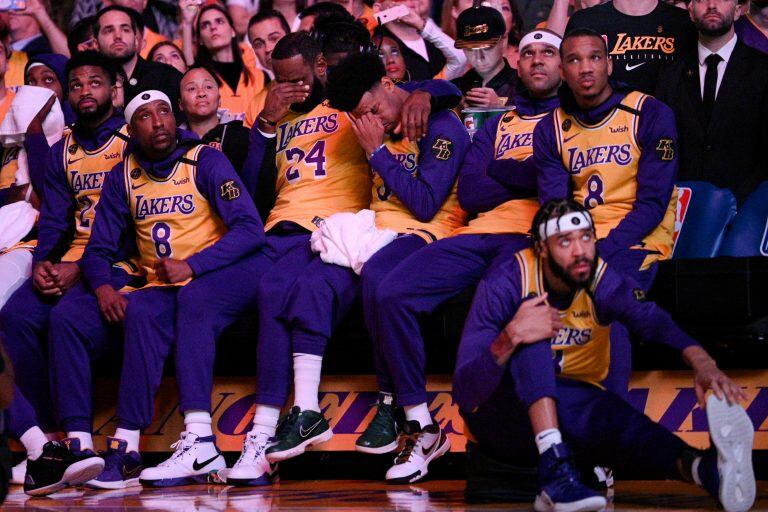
[0,85,65,147]
[0,201,38,251]
[310,210,398,275]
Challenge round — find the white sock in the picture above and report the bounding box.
[404,403,432,429]
[293,353,322,412]
[535,428,562,454]
[114,428,141,453]
[691,456,703,487]
[184,410,214,438]
[67,431,94,451]
[20,426,47,460]
[250,404,281,438]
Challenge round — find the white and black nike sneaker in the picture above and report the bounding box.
[139,432,225,487]
[226,432,278,486]
[385,421,450,484]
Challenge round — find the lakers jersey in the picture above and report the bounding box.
[553,92,676,261]
[516,248,611,387]
[453,110,542,236]
[0,146,21,191]
[373,135,466,242]
[266,101,371,232]
[125,145,227,288]
[61,125,129,262]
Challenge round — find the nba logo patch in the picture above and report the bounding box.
[672,187,692,249]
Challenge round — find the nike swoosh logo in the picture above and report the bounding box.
[192,454,220,471]
[122,465,142,479]
[67,157,85,165]
[131,182,147,190]
[421,432,444,457]
[562,134,579,144]
[625,62,647,71]
[299,419,322,438]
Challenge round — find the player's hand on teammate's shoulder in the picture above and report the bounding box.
[350,113,385,156]
[400,90,431,142]
[154,258,194,284]
[95,284,128,323]
[684,345,748,409]
[259,81,311,131]
[491,294,562,366]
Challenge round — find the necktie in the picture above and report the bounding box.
[703,53,722,122]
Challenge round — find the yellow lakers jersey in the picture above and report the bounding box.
[453,110,542,236]
[266,101,371,232]
[0,146,21,191]
[61,126,129,262]
[372,135,466,242]
[125,145,227,288]
[516,248,611,387]
[553,92,676,262]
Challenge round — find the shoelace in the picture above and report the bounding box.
[159,435,195,467]
[234,434,266,466]
[394,432,423,465]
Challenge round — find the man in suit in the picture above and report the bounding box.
[657,0,768,204]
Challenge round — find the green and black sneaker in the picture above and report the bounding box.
[265,406,333,462]
[356,393,404,454]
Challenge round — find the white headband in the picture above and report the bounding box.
[124,90,172,123]
[538,211,593,241]
[519,30,562,53]
[26,62,46,72]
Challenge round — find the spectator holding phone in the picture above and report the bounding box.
[6,0,69,58]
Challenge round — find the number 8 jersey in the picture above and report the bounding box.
[125,144,227,287]
[61,125,129,262]
[266,101,372,232]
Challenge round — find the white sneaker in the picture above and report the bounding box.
[385,421,450,484]
[226,432,278,486]
[11,459,26,485]
[139,432,225,487]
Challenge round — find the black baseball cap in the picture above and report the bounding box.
[454,5,506,50]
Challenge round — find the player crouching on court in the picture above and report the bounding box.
[454,199,755,512]
[79,90,270,488]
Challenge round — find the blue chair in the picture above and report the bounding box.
[672,181,737,259]
[719,181,768,257]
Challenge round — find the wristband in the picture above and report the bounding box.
[369,143,386,159]
[258,115,277,127]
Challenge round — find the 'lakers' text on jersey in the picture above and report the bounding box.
[516,248,611,387]
[454,110,542,236]
[373,133,466,242]
[125,145,227,288]
[552,91,676,260]
[62,126,129,262]
[266,101,371,232]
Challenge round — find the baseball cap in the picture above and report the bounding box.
[454,5,506,50]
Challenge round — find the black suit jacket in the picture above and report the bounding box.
[19,35,52,57]
[656,40,768,203]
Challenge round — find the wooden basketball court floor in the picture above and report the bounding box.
[1,480,766,511]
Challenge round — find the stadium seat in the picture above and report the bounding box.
[719,181,768,257]
[672,181,737,259]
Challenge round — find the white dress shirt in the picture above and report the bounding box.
[697,34,738,99]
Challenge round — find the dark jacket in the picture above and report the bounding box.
[201,121,250,178]
[124,57,184,124]
[18,34,52,57]
[451,59,518,104]
[656,40,768,203]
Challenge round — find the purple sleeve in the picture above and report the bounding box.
[82,162,132,290]
[24,133,51,199]
[594,265,699,352]
[533,113,570,204]
[369,112,469,222]
[186,147,265,277]
[240,125,274,200]
[453,258,524,413]
[402,80,462,111]
[599,98,678,258]
[34,140,75,264]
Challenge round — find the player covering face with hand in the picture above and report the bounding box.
[454,199,755,512]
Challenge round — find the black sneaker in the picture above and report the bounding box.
[265,406,333,462]
[356,393,403,454]
[24,440,104,496]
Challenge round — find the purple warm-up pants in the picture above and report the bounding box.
[461,340,688,478]
[0,268,131,438]
[50,252,269,432]
[375,233,531,406]
[279,234,428,373]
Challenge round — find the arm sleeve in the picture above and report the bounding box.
[453,261,523,413]
[405,80,463,111]
[457,116,516,214]
[240,124,277,210]
[368,114,469,222]
[533,113,571,204]
[419,19,469,81]
[595,265,700,352]
[34,141,75,264]
[24,133,51,198]
[186,148,266,277]
[82,162,132,290]
[599,98,677,258]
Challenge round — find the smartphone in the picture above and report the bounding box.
[0,0,26,11]
[375,5,410,25]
